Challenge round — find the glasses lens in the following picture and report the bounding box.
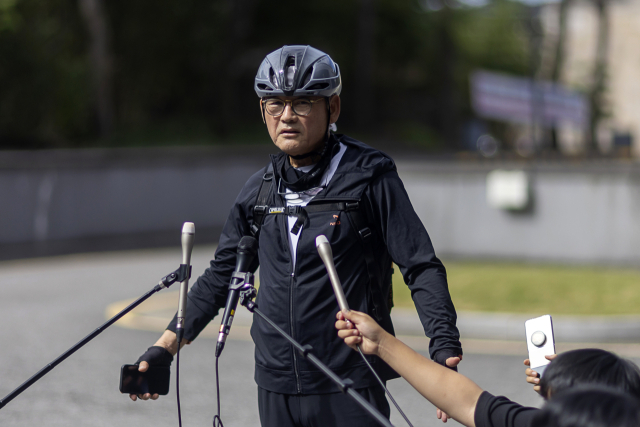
[264,99,285,116]
[292,99,312,116]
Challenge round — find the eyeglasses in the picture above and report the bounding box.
[262,98,324,117]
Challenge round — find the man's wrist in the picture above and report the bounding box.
[154,330,184,356]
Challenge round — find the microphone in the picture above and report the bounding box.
[215,236,258,357]
[316,235,349,312]
[175,222,195,344]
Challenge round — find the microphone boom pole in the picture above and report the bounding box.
[0,222,194,411]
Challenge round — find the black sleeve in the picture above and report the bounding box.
[166,172,262,341]
[474,391,539,427]
[364,170,462,360]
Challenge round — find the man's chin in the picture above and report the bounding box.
[275,138,326,157]
[275,140,305,155]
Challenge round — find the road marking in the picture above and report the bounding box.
[104,291,253,341]
[106,294,640,357]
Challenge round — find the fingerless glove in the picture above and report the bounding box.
[135,346,174,367]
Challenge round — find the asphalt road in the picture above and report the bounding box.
[0,245,623,427]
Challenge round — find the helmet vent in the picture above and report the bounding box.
[301,68,313,87]
[283,56,297,90]
[257,83,273,91]
[306,83,330,90]
[269,68,279,89]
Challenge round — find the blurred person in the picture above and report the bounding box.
[529,387,640,427]
[336,309,640,427]
[524,348,640,399]
[127,45,463,427]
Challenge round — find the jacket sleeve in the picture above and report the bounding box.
[166,173,262,342]
[364,169,462,361]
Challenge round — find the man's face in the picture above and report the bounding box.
[262,96,340,157]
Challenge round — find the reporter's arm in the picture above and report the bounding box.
[337,310,482,427]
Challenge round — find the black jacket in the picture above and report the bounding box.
[474,391,538,427]
[168,135,462,394]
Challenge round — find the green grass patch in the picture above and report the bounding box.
[392,261,640,316]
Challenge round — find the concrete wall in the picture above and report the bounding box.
[0,146,272,258]
[1,147,640,264]
[401,161,640,265]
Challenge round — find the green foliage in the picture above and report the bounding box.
[0,0,91,147]
[0,0,21,32]
[389,120,444,150]
[0,0,532,149]
[392,260,640,315]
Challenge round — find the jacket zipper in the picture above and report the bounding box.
[290,271,301,393]
[282,212,302,394]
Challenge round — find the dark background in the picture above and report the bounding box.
[0,0,532,152]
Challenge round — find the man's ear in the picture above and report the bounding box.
[329,95,341,125]
[259,99,265,123]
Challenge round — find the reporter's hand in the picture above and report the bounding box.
[335,310,386,356]
[524,354,556,395]
[129,346,174,402]
[436,356,463,422]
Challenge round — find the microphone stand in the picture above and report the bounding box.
[235,273,394,427]
[0,264,191,411]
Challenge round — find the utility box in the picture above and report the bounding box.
[486,169,530,211]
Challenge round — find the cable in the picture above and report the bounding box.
[176,347,183,427]
[357,345,414,427]
[212,356,224,427]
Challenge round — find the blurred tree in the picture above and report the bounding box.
[216,0,259,136]
[587,0,609,153]
[549,0,572,151]
[0,0,91,148]
[551,0,570,82]
[78,0,113,137]
[0,0,531,150]
[355,0,376,130]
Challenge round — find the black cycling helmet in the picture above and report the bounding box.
[254,45,342,98]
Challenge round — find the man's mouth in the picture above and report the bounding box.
[280,129,300,135]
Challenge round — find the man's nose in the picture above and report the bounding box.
[281,103,297,121]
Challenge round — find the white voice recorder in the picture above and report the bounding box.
[524,314,555,378]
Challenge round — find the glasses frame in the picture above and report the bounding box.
[261,97,325,117]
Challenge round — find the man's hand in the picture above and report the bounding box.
[129,360,160,402]
[524,354,556,395]
[436,356,463,422]
[335,310,388,356]
[129,330,187,402]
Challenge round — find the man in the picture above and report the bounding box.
[130,45,462,426]
[335,309,640,427]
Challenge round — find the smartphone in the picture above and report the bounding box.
[119,364,171,395]
[524,315,555,378]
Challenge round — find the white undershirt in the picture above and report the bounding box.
[284,142,347,269]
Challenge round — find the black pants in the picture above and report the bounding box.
[258,385,390,427]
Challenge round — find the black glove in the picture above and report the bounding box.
[135,346,174,368]
[433,349,461,372]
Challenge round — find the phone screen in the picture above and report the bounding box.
[119,364,171,395]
